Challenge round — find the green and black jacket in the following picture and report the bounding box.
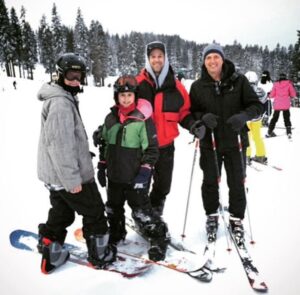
[100,99,159,184]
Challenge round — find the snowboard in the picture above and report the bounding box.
[9,229,152,278]
[74,228,210,276]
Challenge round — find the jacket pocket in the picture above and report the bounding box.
[163,112,179,139]
[163,90,184,112]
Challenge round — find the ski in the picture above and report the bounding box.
[247,162,263,172]
[201,240,226,273]
[75,226,213,282]
[228,228,268,292]
[251,159,283,171]
[10,229,152,278]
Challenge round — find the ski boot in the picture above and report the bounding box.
[286,126,292,140]
[146,220,170,261]
[106,206,127,245]
[229,216,245,247]
[86,234,117,269]
[265,131,276,138]
[252,156,268,164]
[40,237,70,274]
[246,156,252,166]
[206,213,219,242]
[148,237,169,261]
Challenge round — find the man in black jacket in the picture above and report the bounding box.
[189,44,263,244]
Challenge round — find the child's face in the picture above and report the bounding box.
[118,92,135,107]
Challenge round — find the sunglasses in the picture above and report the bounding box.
[65,70,82,82]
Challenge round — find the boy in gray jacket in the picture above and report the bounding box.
[37,53,115,273]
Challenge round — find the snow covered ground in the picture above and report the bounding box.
[1,69,300,295]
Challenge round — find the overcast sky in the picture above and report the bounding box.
[5,0,300,50]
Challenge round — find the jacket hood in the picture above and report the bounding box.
[145,43,170,89]
[136,98,153,120]
[37,83,78,103]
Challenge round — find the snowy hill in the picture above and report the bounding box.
[1,72,300,295]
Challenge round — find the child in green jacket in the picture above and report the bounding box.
[94,75,170,261]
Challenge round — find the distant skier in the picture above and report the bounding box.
[37,53,116,274]
[93,75,170,261]
[245,71,268,164]
[258,70,273,127]
[13,80,17,89]
[189,43,263,244]
[266,73,297,139]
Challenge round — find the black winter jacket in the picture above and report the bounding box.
[190,60,263,151]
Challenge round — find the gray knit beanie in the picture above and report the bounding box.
[202,43,225,60]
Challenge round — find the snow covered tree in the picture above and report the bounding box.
[190,42,201,79]
[22,21,37,79]
[0,0,14,76]
[107,34,119,76]
[64,26,74,52]
[292,30,300,81]
[9,7,23,78]
[129,31,145,73]
[38,15,55,79]
[74,8,89,62]
[89,20,108,86]
[51,3,64,58]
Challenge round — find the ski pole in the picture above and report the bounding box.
[237,133,255,244]
[181,138,199,240]
[211,132,232,251]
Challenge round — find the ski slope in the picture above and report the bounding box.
[1,70,299,295]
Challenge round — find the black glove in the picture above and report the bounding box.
[189,120,206,139]
[226,113,249,132]
[97,161,107,187]
[93,125,103,147]
[132,166,152,189]
[202,113,219,129]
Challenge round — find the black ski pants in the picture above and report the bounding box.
[39,181,108,244]
[106,181,153,243]
[269,110,292,133]
[200,147,247,219]
[149,143,175,210]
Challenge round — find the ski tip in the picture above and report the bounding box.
[227,248,232,252]
[250,279,268,292]
[250,240,256,245]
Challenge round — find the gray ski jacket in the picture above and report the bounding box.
[37,83,94,191]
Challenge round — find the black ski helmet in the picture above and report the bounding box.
[56,53,87,85]
[113,75,139,103]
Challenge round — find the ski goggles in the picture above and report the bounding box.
[114,76,138,92]
[65,70,82,82]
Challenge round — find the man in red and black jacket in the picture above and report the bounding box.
[136,41,205,217]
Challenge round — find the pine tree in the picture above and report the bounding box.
[38,15,55,79]
[107,34,119,76]
[10,7,23,78]
[129,31,145,74]
[51,3,64,58]
[74,8,89,62]
[89,20,108,86]
[22,21,37,79]
[292,30,300,80]
[0,0,14,76]
[64,26,74,52]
